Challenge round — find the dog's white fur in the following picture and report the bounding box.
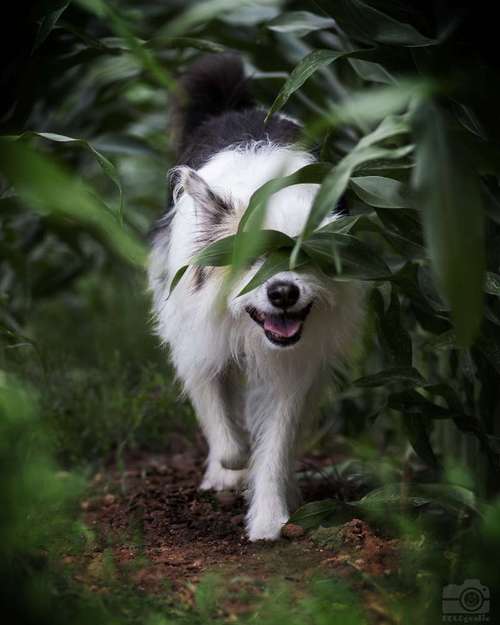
[149,142,363,541]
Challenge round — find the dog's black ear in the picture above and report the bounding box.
[173,166,231,224]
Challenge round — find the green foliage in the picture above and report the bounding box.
[161,0,500,488]
[2,1,500,622]
[0,375,103,625]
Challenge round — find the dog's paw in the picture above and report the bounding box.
[246,514,289,542]
[199,464,247,492]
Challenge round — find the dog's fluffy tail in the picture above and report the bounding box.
[172,54,253,153]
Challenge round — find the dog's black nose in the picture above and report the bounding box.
[267,281,300,309]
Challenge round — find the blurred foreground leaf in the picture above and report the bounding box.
[412,102,485,346]
[0,141,146,267]
[266,11,335,37]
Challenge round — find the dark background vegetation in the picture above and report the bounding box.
[1,1,500,623]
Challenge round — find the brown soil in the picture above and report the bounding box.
[74,448,400,616]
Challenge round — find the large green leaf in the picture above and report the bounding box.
[33,1,70,51]
[371,287,412,367]
[350,176,413,208]
[302,232,391,280]
[237,162,331,234]
[287,499,341,530]
[169,231,296,297]
[316,83,426,135]
[266,49,364,120]
[78,0,174,88]
[150,36,226,53]
[353,367,425,388]
[293,118,414,262]
[412,102,486,346]
[348,58,396,85]
[194,230,294,267]
[358,483,478,516]
[328,0,436,47]
[266,11,335,37]
[0,140,145,266]
[158,0,274,37]
[219,3,279,25]
[233,163,331,280]
[11,131,124,219]
[388,390,454,420]
[402,412,438,468]
[296,142,413,259]
[237,250,309,297]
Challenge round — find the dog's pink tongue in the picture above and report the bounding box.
[264,316,301,338]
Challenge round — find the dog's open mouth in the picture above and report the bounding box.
[245,303,313,347]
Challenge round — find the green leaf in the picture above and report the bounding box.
[168,230,297,297]
[416,484,479,515]
[376,208,422,243]
[402,412,438,468]
[33,1,70,51]
[318,83,425,135]
[11,131,124,220]
[357,483,478,516]
[79,0,174,89]
[220,4,279,25]
[350,176,413,208]
[237,250,308,297]
[353,367,425,388]
[299,143,413,246]
[302,232,391,280]
[375,209,425,259]
[0,140,145,266]
[238,163,331,235]
[266,49,364,120]
[329,0,436,47]
[357,484,429,512]
[288,499,339,530]
[150,36,226,53]
[316,214,365,235]
[412,101,486,346]
[235,162,332,277]
[348,58,396,85]
[168,265,189,297]
[295,118,414,259]
[158,0,262,37]
[193,230,294,268]
[388,390,453,419]
[423,330,457,352]
[266,11,335,37]
[371,287,412,366]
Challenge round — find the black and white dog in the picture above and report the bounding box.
[149,55,363,541]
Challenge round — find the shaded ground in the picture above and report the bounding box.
[73,446,400,619]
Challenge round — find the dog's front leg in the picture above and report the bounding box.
[246,396,301,541]
[188,371,249,492]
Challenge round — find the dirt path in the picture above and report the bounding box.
[74,448,399,619]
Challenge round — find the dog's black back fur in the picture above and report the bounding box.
[172,54,301,169]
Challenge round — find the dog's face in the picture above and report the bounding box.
[175,159,337,350]
[230,266,335,350]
